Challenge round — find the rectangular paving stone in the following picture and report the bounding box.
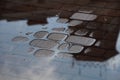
[70,13,97,21]
[34,49,54,57]
[33,31,48,39]
[68,20,83,26]
[48,33,68,41]
[66,35,96,46]
[75,29,89,36]
[30,39,58,49]
[57,18,69,23]
[52,28,65,32]
[58,43,69,51]
[69,45,84,53]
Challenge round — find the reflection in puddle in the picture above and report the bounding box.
[0,15,120,80]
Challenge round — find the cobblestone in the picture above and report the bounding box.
[12,36,29,42]
[66,35,96,46]
[57,18,69,23]
[68,20,83,26]
[34,49,54,57]
[33,31,48,38]
[75,29,89,36]
[48,33,68,41]
[69,45,84,53]
[58,43,69,51]
[70,13,97,21]
[56,53,73,60]
[52,28,65,32]
[30,39,58,49]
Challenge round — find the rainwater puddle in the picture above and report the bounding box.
[0,15,120,80]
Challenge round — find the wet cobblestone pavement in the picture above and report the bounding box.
[0,0,120,80]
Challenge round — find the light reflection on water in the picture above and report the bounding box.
[0,16,120,80]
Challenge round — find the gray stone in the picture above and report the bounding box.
[66,28,74,34]
[70,13,97,21]
[66,36,96,46]
[12,36,29,42]
[58,43,70,50]
[30,39,58,49]
[75,29,89,36]
[57,18,69,23]
[68,20,83,26]
[33,31,48,38]
[56,53,73,60]
[48,33,68,41]
[69,45,84,53]
[34,49,54,57]
[52,28,65,32]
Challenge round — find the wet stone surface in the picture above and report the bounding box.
[68,20,83,26]
[0,0,120,80]
[70,13,97,21]
[30,39,58,49]
[34,49,54,57]
[33,31,48,39]
[12,36,29,42]
[0,0,119,62]
[58,43,70,51]
[66,35,96,46]
[74,29,89,36]
[69,45,84,53]
[48,33,68,41]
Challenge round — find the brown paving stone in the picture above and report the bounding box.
[33,31,48,39]
[66,35,96,46]
[30,39,58,49]
[48,33,68,41]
